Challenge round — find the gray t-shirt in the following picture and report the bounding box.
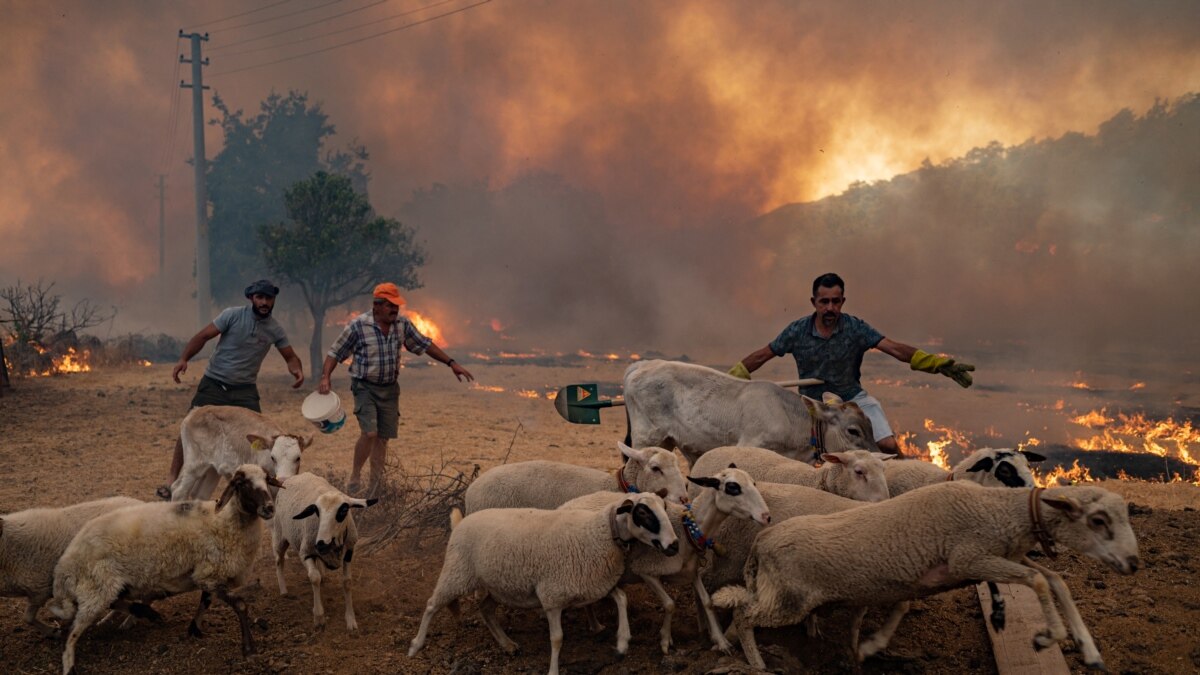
[203,306,290,385]
[769,313,884,401]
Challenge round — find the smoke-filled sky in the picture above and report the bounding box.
[1,0,1198,362]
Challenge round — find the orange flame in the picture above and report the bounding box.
[404,309,446,347]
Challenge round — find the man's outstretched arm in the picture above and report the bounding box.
[172,324,220,383]
[277,346,305,388]
[728,345,776,379]
[876,337,974,388]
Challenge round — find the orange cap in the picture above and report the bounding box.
[373,282,405,307]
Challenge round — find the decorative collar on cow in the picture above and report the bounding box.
[616,463,639,493]
[802,397,827,460]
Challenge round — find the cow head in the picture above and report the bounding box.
[247,433,312,482]
[293,491,379,570]
[803,395,879,453]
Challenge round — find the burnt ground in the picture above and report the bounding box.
[1,361,1198,674]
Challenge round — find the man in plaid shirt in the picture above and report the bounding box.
[318,282,473,491]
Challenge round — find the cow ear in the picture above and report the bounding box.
[247,434,271,450]
[688,475,721,489]
[965,456,995,473]
[821,391,844,405]
[820,453,845,465]
[293,504,320,520]
[299,434,313,450]
[1020,450,1047,463]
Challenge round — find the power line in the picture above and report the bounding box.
[157,37,184,173]
[211,0,492,76]
[209,0,390,53]
[215,0,458,59]
[186,0,295,30]
[209,0,344,34]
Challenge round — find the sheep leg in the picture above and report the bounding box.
[478,593,519,653]
[188,590,213,637]
[301,557,326,630]
[545,606,564,675]
[409,586,457,656]
[638,574,676,654]
[858,601,910,661]
[1023,556,1105,669]
[986,580,1006,631]
[691,575,732,653]
[62,598,107,675]
[342,557,358,632]
[582,604,605,633]
[609,586,631,655]
[849,607,867,662]
[732,606,767,671]
[215,587,257,657]
[956,556,1067,649]
[24,594,60,638]
[273,537,290,596]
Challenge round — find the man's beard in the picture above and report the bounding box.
[254,305,273,318]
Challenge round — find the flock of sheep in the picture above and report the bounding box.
[1,360,1142,675]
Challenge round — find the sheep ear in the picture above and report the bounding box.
[618,442,647,463]
[1020,450,1047,463]
[293,504,320,520]
[654,488,669,499]
[265,474,287,489]
[348,498,377,508]
[965,456,995,473]
[820,453,845,464]
[246,434,271,451]
[874,453,897,461]
[727,462,738,469]
[1040,494,1084,519]
[688,476,721,489]
[616,500,634,514]
[216,478,240,512]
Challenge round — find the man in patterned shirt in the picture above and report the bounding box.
[318,282,474,491]
[728,272,975,455]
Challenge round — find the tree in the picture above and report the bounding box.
[207,91,369,304]
[259,172,425,371]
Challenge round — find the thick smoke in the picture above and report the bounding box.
[1,1,1198,362]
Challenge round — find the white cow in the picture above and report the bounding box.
[624,360,878,468]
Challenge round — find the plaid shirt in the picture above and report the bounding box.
[327,311,431,385]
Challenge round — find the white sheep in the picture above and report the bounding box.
[408,492,679,675]
[271,472,377,632]
[701,481,862,595]
[170,405,311,501]
[559,466,771,654]
[0,496,142,636]
[713,483,1140,671]
[691,445,893,502]
[50,464,283,675]
[463,441,689,513]
[885,447,1047,497]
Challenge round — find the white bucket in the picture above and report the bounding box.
[302,391,346,434]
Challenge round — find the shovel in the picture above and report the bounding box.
[553,378,824,425]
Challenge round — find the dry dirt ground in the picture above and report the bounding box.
[1,359,1198,674]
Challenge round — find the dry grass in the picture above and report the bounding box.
[1093,479,1200,510]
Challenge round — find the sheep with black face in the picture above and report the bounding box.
[271,472,378,631]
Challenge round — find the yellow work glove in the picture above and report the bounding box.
[728,361,751,380]
[910,349,975,388]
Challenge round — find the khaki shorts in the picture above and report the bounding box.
[351,378,400,439]
[850,391,893,442]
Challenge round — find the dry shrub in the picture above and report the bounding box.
[317,457,480,556]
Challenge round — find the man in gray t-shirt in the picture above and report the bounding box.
[156,279,305,499]
[729,272,975,456]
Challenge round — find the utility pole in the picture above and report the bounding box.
[157,174,166,279]
[180,30,210,326]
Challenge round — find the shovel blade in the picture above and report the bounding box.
[553,383,616,424]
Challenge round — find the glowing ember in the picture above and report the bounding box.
[1069,381,1092,390]
[139,359,152,367]
[515,389,541,399]
[490,318,506,332]
[471,383,506,393]
[1129,382,1146,391]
